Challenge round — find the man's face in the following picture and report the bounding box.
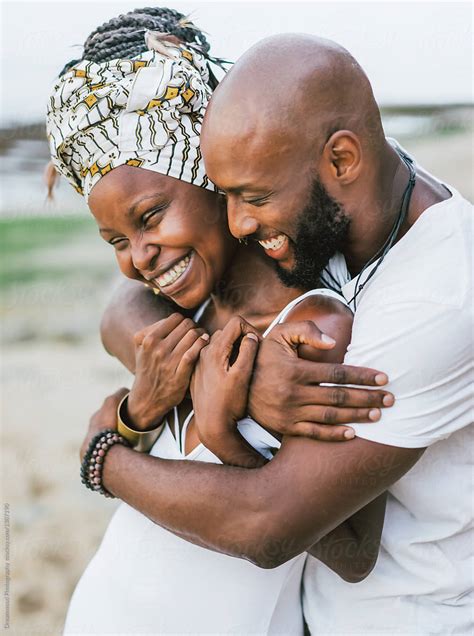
[274,176,350,289]
[202,125,349,288]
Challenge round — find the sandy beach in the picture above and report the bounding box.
[1,128,473,634]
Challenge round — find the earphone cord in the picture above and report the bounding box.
[348,148,416,311]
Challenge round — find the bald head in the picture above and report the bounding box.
[202,33,383,159]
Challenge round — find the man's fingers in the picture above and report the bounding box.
[297,405,381,425]
[295,385,394,409]
[92,387,129,425]
[103,387,129,408]
[290,421,356,442]
[297,360,389,386]
[273,320,336,350]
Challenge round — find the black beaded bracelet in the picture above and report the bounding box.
[80,429,131,498]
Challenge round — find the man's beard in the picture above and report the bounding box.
[275,178,350,289]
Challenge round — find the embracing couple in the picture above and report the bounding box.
[46,6,472,635]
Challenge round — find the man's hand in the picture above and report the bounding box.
[80,388,129,462]
[191,316,266,467]
[248,320,394,442]
[127,314,210,430]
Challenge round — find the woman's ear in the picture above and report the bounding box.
[322,131,362,185]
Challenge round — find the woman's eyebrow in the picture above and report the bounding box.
[127,193,166,220]
[98,193,167,234]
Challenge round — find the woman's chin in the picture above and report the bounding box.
[162,285,210,311]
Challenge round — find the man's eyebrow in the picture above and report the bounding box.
[224,185,270,194]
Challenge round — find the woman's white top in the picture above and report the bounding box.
[64,287,348,636]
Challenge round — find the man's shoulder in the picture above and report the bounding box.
[362,190,472,311]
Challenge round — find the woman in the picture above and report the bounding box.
[47,7,386,634]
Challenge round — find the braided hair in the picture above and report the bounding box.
[59,6,227,87]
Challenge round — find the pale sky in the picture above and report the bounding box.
[1,0,472,125]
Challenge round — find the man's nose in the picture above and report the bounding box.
[130,238,160,274]
[227,199,259,240]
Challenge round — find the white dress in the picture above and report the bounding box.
[64,288,346,636]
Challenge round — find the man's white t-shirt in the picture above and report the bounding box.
[305,149,473,635]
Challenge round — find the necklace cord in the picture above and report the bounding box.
[348,148,416,310]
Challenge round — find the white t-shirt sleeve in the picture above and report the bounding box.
[346,298,473,448]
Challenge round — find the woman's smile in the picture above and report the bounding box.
[150,250,195,294]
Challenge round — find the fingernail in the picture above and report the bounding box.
[369,408,381,421]
[344,429,355,439]
[201,333,210,341]
[321,333,336,345]
[383,394,395,406]
[375,373,388,385]
[246,333,259,342]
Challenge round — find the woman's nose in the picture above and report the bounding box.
[130,238,160,274]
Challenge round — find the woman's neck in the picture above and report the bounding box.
[208,242,305,334]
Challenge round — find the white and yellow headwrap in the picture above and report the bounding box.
[46,40,214,201]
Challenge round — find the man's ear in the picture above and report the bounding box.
[321,131,362,184]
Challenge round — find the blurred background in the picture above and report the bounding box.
[1,0,472,632]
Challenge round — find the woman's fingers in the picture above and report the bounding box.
[172,326,208,358]
[216,316,260,364]
[202,428,267,468]
[221,315,261,342]
[176,332,210,376]
[231,333,259,375]
[133,313,185,347]
[162,317,202,351]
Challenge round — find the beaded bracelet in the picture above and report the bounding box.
[80,429,131,498]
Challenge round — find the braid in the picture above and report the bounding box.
[82,7,210,64]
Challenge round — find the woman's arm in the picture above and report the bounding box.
[308,493,387,582]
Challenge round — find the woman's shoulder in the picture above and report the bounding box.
[282,290,353,364]
[285,290,353,325]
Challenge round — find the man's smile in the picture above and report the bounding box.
[257,232,293,263]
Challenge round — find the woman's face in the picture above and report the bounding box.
[88,165,236,309]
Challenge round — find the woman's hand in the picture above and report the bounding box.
[191,316,266,468]
[127,313,210,431]
[80,388,129,462]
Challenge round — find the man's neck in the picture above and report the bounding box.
[341,142,450,277]
[342,142,410,276]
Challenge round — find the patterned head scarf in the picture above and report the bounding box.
[46,39,215,201]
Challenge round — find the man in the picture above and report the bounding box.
[95,35,473,633]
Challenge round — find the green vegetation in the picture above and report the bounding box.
[0,215,114,290]
[0,215,95,256]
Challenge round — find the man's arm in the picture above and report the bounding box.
[100,424,422,568]
[101,281,393,435]
[100,279,182,372]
